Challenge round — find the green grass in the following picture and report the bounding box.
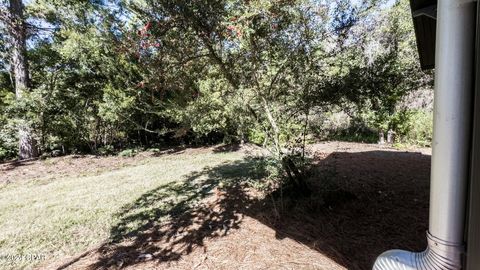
[0,150,247,270]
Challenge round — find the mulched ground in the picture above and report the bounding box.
[30,142,431,270]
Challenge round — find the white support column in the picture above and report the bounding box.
[373,0,476,269]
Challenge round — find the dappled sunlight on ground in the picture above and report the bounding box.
[32,142,430,270]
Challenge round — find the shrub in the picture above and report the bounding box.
[391,110,433,147]
[97,145,115,156]
[118,149,137,157]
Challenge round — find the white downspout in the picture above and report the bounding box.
[373,0,476,269]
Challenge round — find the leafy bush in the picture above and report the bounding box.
[248,128,267,146]
[391,110,433,147]
[317,109,380,143]
[247,157,284,192]
[118,149,137,157]
[97,145,115,156]
[317,107,433,147]
[0,124,17,161]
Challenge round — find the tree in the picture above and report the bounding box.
[120,0,370,194]
[328,0,433,137]
[0,0,432,164]
[1,0,38,159]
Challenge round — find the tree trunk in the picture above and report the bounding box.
[282,156,311,196]
[260,97,310,196]
[8,0,38,159]
[261,97,281,156]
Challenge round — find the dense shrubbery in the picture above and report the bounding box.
[310,106,433,146]
[0,0,433,163]
[391,110,433,146]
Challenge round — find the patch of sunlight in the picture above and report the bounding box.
[0,151,244,270]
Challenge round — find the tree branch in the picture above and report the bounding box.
[0,6,12,28]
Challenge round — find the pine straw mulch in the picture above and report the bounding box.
[38,142,431,270]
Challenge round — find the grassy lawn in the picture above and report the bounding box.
[0,143,432,270]
[0,150,247,270]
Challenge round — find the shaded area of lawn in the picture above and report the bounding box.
[0,150,246,270]
[91,159,263,268]
[77,150,430,270]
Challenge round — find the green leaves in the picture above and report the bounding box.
[0,0,433,159]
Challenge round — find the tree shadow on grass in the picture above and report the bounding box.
[0,159,36,171]
[86,158,266,269]
[81,150,430,270]
[211,143,242,153]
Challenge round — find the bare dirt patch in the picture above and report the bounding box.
[36,141,430,270]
